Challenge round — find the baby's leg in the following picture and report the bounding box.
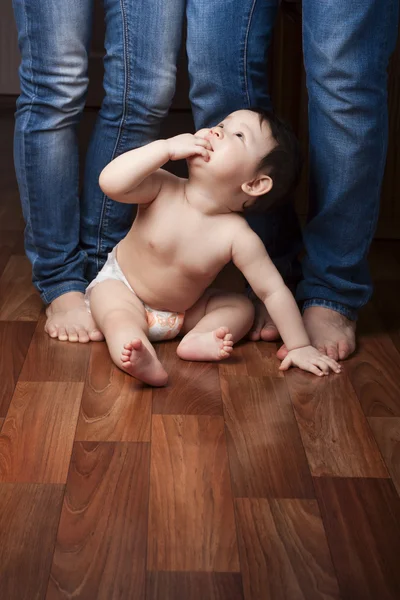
[89,280,168,386]
[177,290,255,361]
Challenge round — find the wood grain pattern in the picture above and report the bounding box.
[314,477,400,600]
[0,381,83,483]
[0,230,24,278]
[0,255,43,320]
[345,305,400,417]
[153,341,223,415]
[221,375,314,498]
[285,369,388,477]
[0,483,64,600]
[146,572,244,600]
[372,280,400,356]
[235,498,340,600]
[368,417,400,496]
[219,341,283,378]
[47,442,149,600]
[75,342,152,441]
[148,414,239,572]
[19,329,91,382]
[0,321,36,417]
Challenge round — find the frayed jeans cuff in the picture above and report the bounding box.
[41,282,88,305]
[302,299,358,321]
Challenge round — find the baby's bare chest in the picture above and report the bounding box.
[133,203,232,275]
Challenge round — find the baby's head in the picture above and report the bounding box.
[192,108,301,212]
[244,108,301,212]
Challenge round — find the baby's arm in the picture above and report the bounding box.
[232,223,341,375]
[99,134,211,205]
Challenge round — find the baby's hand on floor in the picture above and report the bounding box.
[278,345,341,376]
[167,133,212,162]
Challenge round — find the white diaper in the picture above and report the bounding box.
[85,246,184,342]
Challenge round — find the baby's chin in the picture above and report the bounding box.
[186,155,210,170]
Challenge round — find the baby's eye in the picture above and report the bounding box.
[235,132,244,139]
[217,124,224,129]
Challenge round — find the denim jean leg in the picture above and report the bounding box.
[13,0,94,304]
[186,0,302,283]
[80,0,185,282]
[298,0,400,320]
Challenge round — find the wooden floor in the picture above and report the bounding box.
[1,106,400,600]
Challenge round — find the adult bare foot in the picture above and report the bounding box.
[45,291,104,343]
[177,326,234,361]
[276,306,356,362]
[247,296,279,342]
[120,339,168,386]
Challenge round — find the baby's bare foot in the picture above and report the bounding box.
[45,291,103,343]
[177,326,234,361]
[276,306,356,362]
[120,339,168,386]
[248,296,279,341]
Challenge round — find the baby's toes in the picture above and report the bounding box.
[216,326,230,340]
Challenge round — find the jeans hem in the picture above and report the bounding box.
[302,299,358,321]
[41,282,88,305]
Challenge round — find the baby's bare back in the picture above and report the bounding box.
[117,180,241,312]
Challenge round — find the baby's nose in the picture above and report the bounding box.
[210,127,223,139]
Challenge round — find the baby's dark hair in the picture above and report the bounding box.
[245,107,302,212]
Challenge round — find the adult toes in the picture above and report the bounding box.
[276,343,288,360]
[326,344,339,361]
[46,323,58,338]
[58,326,68,341]
[89,329,104,342]
[260,325,279,342]
[338,340,354,360]
[67,326,79,342]
[77,327,90,343]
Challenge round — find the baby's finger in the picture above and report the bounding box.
[315,359,330,375]
[307,364,324,377]
[194,137,212,150]
[192,146,210,160]
[321,355,342,373]
[279,355,292,371]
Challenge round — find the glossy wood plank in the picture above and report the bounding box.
[148,414,239,572]
[47,442,149,600]
[0,230,24,278]
[75,342,151,441]
[219,341,282,378]
[146,572,244,600]
[368,418,400,497]
[0,255,42,321]
[285,370,388,478]
[19,329,91,382]
[235,498,340,600]
[0,482,64,600]
[0,381,83,483]
[345,304,400,417]
[372,280,400,358]
[153,341,223,415]
[221,375,314,498]
[314,477,400,600]
[0,321,36,417]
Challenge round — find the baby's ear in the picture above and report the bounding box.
[241,174,273,197]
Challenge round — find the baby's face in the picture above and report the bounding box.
[191,110,274,186]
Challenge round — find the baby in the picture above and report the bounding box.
[86,108,341,386]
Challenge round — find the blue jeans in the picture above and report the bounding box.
[254,0,399,320]
[13,0,277,304]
